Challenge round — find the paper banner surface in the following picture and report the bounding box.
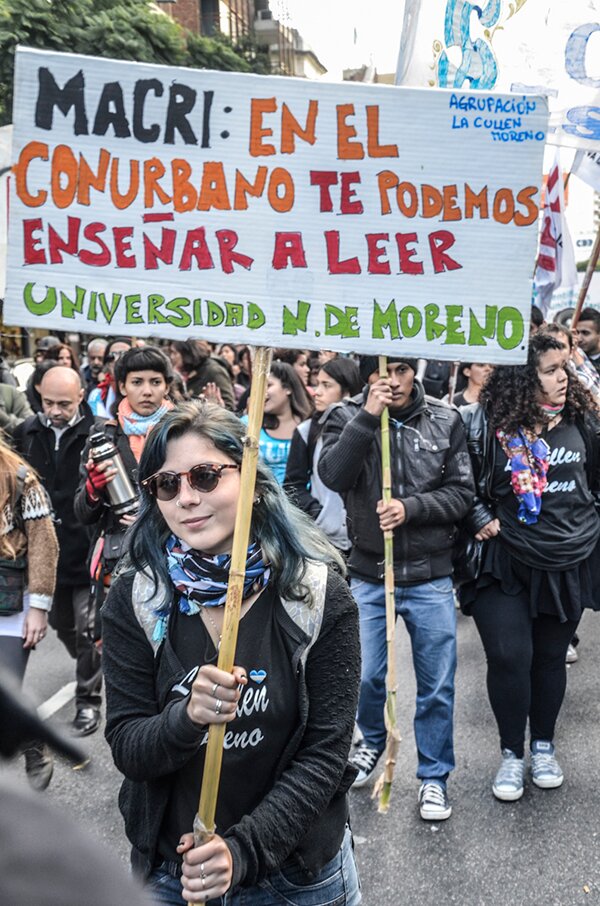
[6,48,549,362]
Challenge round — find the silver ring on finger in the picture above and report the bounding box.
[211,682,220,697]
[215,698,223,715]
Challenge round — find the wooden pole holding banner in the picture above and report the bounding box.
[570,223,600,330]
[192,346,272,863]
[373,355,401,814]
[447,362,460,406]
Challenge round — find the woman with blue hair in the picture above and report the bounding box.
[101,401,361,905]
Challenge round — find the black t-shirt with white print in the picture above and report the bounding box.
[157,583,299,865]
[492,419,600,570]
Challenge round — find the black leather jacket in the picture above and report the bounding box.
[459,402,600,535]
[318,381,475,584]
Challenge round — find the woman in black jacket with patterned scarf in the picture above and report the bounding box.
[460,333,600,804]
[102,401,361,906]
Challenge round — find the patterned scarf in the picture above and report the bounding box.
[167,535,270,610]
[152,538,271,644]
[497,429,550,525]
[117,398,173,461]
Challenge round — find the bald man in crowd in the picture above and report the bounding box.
[14,367,101,737]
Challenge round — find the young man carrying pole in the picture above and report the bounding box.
[318,355,475,820]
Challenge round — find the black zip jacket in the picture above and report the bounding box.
[318,381,475,584]
[102,567,360,889]
[459,402,600,535]
[14,405,95,585]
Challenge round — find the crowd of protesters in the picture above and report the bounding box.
[2,307,600,904]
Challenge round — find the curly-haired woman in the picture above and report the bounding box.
[460,332,600,802]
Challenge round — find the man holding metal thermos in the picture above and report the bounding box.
[75,347,174,730]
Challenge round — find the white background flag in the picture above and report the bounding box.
[571,150,600,192]
[396,0,600,151]
[534,150,578,315]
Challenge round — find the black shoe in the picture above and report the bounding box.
[71,708,100,737]
[24,742,54,791]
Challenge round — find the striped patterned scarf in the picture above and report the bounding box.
[166,535,270,612]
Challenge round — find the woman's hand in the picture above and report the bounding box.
[85,456,117,501]
[177,834,233,902]
[475,518,501,541]
[201,382,224,407]
[186,664,247,727]
[22,606,48,649]
[571,346,585,367]
[119,512,138,528]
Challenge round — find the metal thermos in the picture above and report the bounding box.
[89,432,139,516]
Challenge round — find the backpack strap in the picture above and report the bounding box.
[131,570,171,655]
[280,560,328,668]
[15,464,28,499]
[131,560,329,663]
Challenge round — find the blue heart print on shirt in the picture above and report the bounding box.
[249,669,267,684]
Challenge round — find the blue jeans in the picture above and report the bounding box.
[351,576,456,780]
[148,826,361,905]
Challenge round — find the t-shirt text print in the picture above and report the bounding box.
[158,584,299,859]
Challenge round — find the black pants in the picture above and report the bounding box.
[49,585,102,710]
[0,634,29,683]
[472,579,578,758]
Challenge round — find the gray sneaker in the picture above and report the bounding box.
[492,749,524,801]
[530,740,564,789]
[419,781,452,821]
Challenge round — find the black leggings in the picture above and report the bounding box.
[472,580,578,758]
[0,635,29,684]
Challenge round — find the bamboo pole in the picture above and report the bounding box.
[373,355,401,814]
[192,346,272,863]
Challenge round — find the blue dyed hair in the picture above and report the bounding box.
[126,400,344,601]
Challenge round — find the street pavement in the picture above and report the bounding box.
[3,607,600,905]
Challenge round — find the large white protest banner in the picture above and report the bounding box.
[5,48,548,362]
[397,0,600,153]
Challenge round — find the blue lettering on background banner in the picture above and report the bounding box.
[565,23,600,89]
[438,0,501,90]
[448,92,542,143]
[562,22,600,144]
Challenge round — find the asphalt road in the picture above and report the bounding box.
[3,607,600,906]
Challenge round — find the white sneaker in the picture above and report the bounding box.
[566,643,578,664]
[492,749,524,801]
[350,744,381,788]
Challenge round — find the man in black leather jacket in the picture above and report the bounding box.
[319,355,474,821]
